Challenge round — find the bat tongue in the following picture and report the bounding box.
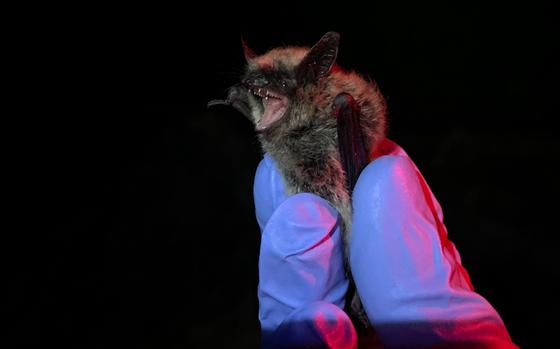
[256,97,288,131]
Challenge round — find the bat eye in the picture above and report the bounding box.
[281,81,287,88]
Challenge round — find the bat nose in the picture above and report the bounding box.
[245,77,269,87]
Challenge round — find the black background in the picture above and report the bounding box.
[19,2,557,348]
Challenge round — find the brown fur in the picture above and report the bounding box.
[247,46,387,248]
[211,35,392,330]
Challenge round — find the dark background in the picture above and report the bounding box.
[20,2,557,348]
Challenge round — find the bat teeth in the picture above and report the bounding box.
[250,87,281,100]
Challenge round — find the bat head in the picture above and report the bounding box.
[242,32,340,132]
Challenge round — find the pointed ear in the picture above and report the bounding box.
[241,36,257,62]
[296,31,340,85]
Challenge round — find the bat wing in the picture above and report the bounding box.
[333,93,368,191]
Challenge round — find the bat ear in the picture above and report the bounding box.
[296,31,340,85]
[241,36,257,62]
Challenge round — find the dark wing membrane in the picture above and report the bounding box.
[333,93,368,191]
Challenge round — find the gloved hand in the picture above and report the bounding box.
[254,140,519,349]
[350,139,519,348]
[254,154,357,349]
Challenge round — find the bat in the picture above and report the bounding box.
[209,31,387,329]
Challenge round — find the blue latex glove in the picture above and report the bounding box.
[254,154,357,349]
[350,139,518,348]
[254,140,519,349]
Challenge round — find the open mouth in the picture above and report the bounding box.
[249,87,289,131]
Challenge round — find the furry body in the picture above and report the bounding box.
[209,32,388,328]
[246,43,387,247]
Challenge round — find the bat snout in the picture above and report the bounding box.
[244,76,269,88]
